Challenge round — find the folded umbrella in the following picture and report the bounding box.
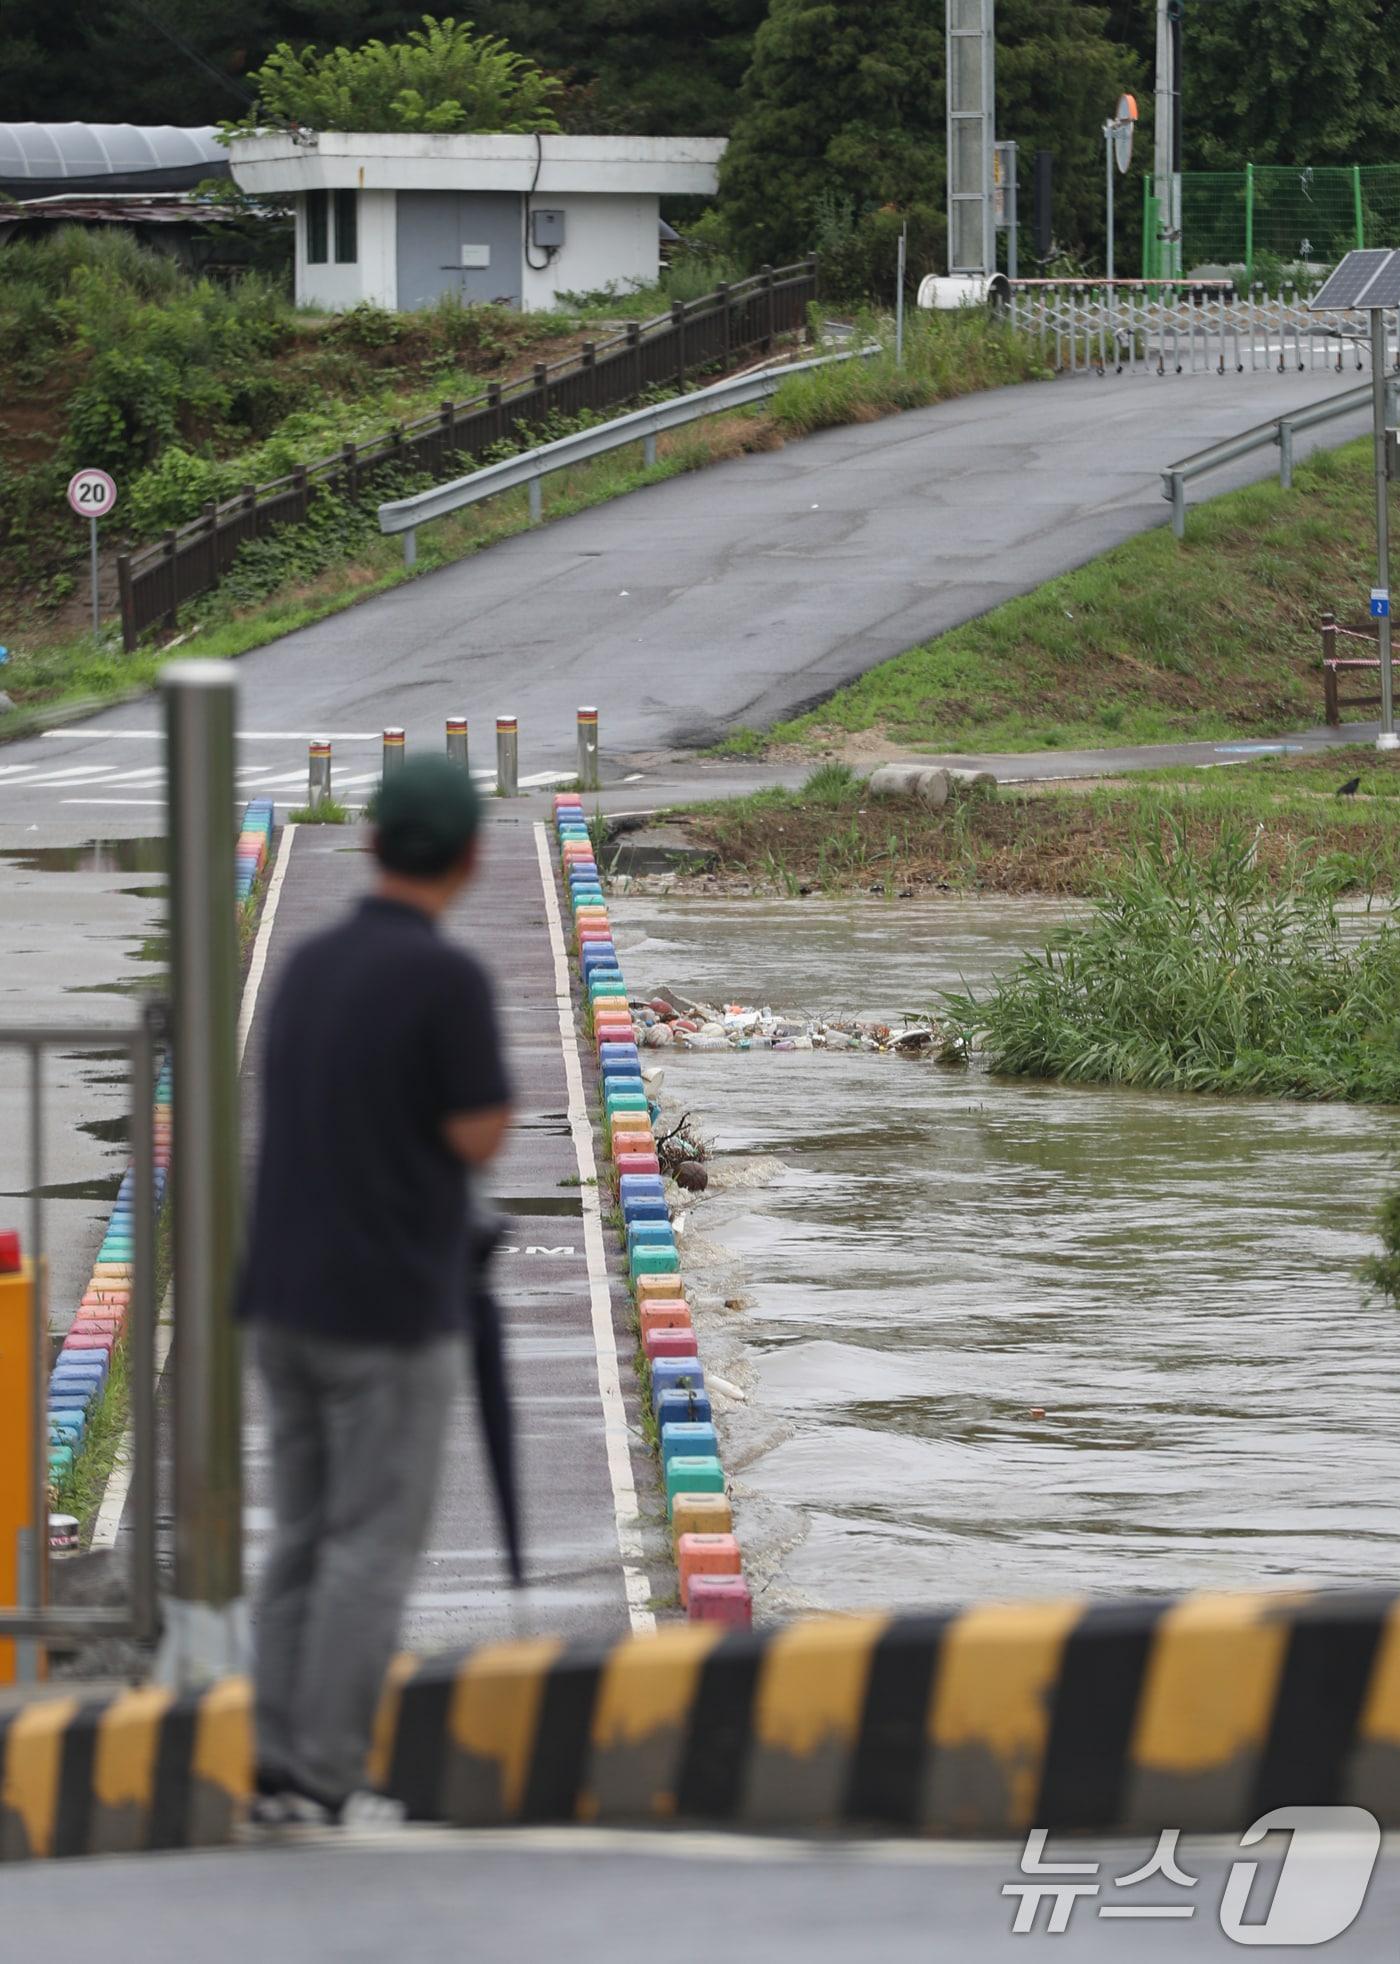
[467,1207,524,1588]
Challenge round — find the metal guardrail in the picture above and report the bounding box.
[378,344,880,562]
[1161,377,1397,536]
[117,260,819,649]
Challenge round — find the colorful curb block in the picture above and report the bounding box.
[9,1591,1400,1858]
[553,794,753,1629]
[47,801,275,1498]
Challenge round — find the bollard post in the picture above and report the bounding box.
[383,727,406,778]
[577,706,599,792]
[307,738,332,811]
[156,661,246,1686]
[496,715,518,798]
[446,716,469,771]
[1278,420,1295,490]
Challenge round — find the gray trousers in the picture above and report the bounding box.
[252,1323,457,1803]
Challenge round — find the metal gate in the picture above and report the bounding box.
[1008,279,1400,377]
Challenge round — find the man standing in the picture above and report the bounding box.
[239,757,511,1822]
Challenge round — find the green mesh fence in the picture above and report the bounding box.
[1143,165,1400,280]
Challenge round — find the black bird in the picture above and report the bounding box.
[1337,776,1362,797]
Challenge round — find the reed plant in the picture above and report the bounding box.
[941,822,1400,1103]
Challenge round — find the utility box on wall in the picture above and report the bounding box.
[531,208,566,249]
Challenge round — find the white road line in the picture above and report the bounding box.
[90,1318,172,1552]
[91,821,298,1551]
[61,798,165,806]
[237,821,296,1067]
[13,766,117,785]
[532,820,655,1637]
[43,729,388,742]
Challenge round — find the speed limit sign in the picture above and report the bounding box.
[67,468,117,519]
[67,468,118,632]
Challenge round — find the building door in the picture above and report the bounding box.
[396,191,523,311]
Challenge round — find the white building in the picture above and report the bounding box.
[228,132,726,313]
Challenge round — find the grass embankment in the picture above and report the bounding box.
[715,441,1380,759]
[1,229,578,618]
[940,825,1400,1105]
[666,751,1400,898]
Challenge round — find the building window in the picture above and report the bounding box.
[305,189,328,264]
[334,189,358,264]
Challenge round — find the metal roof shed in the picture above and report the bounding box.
[0,124,229,198]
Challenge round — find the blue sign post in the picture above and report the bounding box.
[1371,589,1391,620]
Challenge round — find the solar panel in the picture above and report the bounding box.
[1357,256,1400,309]
[1310,248,1399,310]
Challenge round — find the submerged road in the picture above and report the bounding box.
[0,364,1373,826]
[236,817,659,1646]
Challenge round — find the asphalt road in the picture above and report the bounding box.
[0,365,1373,828]
[4,1825,1399,1961]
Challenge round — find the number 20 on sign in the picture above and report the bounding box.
[66,468,118,635]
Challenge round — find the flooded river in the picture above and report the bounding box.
[610,894,1400,1612]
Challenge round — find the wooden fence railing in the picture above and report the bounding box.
[116,259,818,649]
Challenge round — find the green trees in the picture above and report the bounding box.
[466,1,767,134]
[719,0,946,276]
[1184,0,1400,168]
[223,15,560,134]
[717,0,1143,283]
[997,0,1144,264]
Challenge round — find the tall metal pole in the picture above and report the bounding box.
[1154,0,1170,277]
[156,660,246,1685]
[89,516,100,635]
[1373,309,1397,750]
[895,224,907,366]
[1105,125,1115,286]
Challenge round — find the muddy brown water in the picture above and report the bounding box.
[610,894,1400,1613]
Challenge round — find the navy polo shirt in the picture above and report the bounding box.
[240,897,510,1345]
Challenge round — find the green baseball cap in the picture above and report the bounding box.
[373,756,482,876]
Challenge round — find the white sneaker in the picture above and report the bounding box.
[337,1792,408,1832]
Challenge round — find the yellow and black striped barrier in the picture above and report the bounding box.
[0,1679,248,1861]
[6,1592,1399,1860]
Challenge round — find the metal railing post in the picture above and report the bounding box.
[446,717,469,770]
[1372,307,1397,749]
[1170,471,1186,538]
[577,706,599,792]
[528,478,543,525]
[403,528,417,568]
[128,1003,159,1643]
[308,738,332,810]
[496,716,518,798]
[383,727,405,778]
[156,660,246,1685]
[1278,420,1294,489]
